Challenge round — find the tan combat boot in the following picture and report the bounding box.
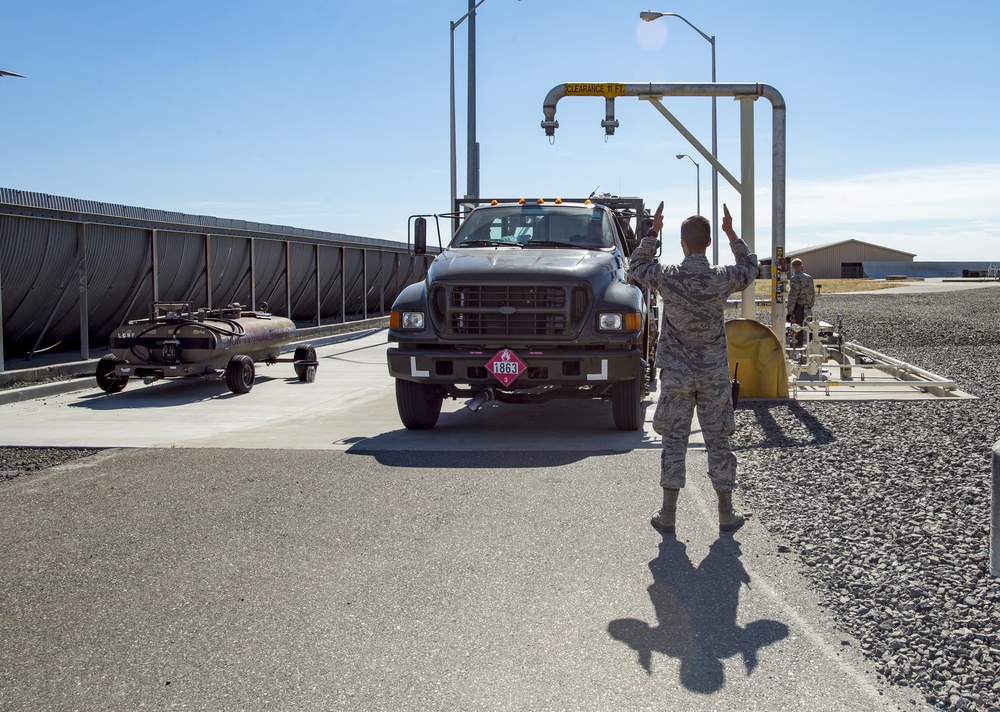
[650,488,680,533]
[716,489,745,532]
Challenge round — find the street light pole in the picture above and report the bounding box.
[467,0,479,202]
[640,11,717,263]
[450,0,488,227]
[676,154,700,216]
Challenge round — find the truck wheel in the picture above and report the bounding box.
[96,354,128,394]
[612,372,644,431]
[293,344,317,381]
[226,355,255,394]
[395,379,443,429]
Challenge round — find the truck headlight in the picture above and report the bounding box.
[598,312,642,331]
[598,312,623,331]
[391,310,425,329]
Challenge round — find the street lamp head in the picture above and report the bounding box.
[675,154,685,159]
[639,11,664,22]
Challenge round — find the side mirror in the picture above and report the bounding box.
[414,217,427,255]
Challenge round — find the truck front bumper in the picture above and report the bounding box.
[387,346,642,388]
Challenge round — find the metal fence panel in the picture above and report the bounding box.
[1,189,435,369]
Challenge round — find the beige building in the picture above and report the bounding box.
[761,239,916,279]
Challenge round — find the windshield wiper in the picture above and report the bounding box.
[522,240,571,248]
[456,239,523,248]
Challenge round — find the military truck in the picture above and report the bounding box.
[386,196,658,431]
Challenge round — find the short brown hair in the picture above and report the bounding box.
[680,215,711,253]
[791,258,803,268]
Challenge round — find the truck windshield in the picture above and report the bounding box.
[452,206,612,249]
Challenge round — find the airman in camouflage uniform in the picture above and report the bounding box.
[787,258,816,347]
[629,202,758,533]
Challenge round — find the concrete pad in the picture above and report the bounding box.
[0,329,687,451]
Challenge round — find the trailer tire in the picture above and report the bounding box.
[293,345,318,381]
[226,355,255,394]
[96,354,128,394]
[612,370,644,431]
[395,379,444,430]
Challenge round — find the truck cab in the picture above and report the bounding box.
[387,196,657,430]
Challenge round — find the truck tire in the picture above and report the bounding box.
[96,354,128,393]
[395,379,443,429]
[612,372,644,431]
[293,344,318,381]
[226,355,255,394]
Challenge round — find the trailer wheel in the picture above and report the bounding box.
[611,370,644,431]
[95,354,128,394]
[226,355,255,394]
[293,344,318,382]
[395,379,443,429]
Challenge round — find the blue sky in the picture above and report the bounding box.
[2,0,998,263]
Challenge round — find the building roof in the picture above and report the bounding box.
[785,238,916,259]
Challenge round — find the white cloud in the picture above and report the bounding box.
[752,163,1000,261]
[788,164,1000,225]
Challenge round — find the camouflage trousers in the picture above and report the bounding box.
[652,367,737,491]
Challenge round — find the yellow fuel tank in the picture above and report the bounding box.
[726,318,788,399]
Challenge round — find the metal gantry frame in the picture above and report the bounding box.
[536,81,999,576]
[539,81,786,338]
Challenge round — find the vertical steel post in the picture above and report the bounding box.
[394,253,400,310]
[739,97,755,320]
[379,253,385,316]
[710,43,718,265]
[205,234,213,309]
[151,229,160,303]
[362,248,369,320]
[771,91,787,342]
[77,223,89,360]
[467,0,478,200]
[284,242,291,319]
[696,160,701,216]
[315,244,322,327]
[249,237,257,309]
[340,246,347,323]
[450,19,457,227]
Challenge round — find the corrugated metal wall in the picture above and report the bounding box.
[0,188,433,368]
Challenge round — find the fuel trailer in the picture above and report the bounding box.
[96,302,318,395]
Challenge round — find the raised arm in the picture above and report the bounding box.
[722,203,759,292]
[628,201,665,288]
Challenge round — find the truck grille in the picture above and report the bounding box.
[439,284,587,337]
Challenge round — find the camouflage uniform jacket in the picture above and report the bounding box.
[786,270,816,316]
[629,237,759,373]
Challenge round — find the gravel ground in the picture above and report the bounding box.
[0,446,104,483]
[734,287,1000,712]
[2,290,999,709]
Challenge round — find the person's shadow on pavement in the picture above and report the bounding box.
[608,536,789,693]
